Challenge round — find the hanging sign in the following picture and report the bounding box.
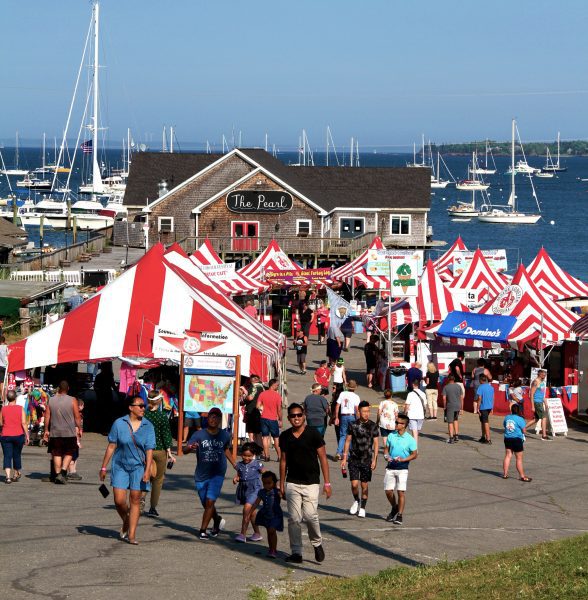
[389,257,419,297]
[182,355,237,415]
[265,267,332,285]
[366,249,424,277]
[200,263,236,280]
[226,190,293,213]
[452,250,508,276]
[438,311,517,342]
[491,285,523,314]
[153,328,240,359]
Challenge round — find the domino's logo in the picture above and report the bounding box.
[453,320,468,333]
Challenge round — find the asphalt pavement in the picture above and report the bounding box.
[2,333,587,600]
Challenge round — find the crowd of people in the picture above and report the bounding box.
[0,329,552,563]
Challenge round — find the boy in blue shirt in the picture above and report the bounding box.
[475,375,494,444]
[383,413,418,525]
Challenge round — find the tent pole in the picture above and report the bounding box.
[387,260,392,363]
[177,354,185,456]
[232,355,241,462]
[539,313,545,365]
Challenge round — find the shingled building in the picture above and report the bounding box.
[118,149,431,261]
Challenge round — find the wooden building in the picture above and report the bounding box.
[119,149,431,262]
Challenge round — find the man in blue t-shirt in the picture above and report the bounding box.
[185,407,236,540]
[383,413,418,525]
[475,375,495,444]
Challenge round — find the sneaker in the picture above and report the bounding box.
[486,439,492,445]
[478,437,487,444]
[284,553,303,564]
[4,478,11,484]
[349,500,359,515]
[541,436,551,441]
[314,544,325,563]
[198,531,210,540]
[247,533,263,542]
[392,514,403,525]
[66,472,83,481]
[146,507,159,517]
[267,550,278,559]
[234,533,246,543]
[54,473,67,484]
[385,509,397,522]
[453,435,459,442]
[446,438,455,444]
[358,508,366,518]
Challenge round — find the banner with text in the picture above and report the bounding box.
[264,267,332,285]
[365,249,424,278]
[200,262,236,280]
[452,249,507,277]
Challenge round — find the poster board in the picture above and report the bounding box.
[546,397,568,435]
[178,353,241,458]
[452,249,508,276]
[366,249,424,277]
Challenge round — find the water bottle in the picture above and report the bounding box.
[341,464,348,478]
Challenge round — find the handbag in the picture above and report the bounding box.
[125,421,157,479]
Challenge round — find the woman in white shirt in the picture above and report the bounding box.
[377,390,399,449]
[404,379,426,444]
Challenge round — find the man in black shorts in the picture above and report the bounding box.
[341,400,379,518]
[442,375,464,443]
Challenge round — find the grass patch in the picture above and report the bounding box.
[260,534,588,599]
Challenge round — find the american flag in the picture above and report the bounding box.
[81,140,93,154]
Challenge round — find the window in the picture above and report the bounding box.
[231,221,259,251]
[296,219,312,236]
[158,216,174,233]
[339,217,365,239]
[390,215,410,235]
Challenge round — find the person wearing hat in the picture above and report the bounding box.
[142,390,175,517]
[332,358,347,396]
[185,407,236,540]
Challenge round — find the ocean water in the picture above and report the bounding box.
[2,146,587,281]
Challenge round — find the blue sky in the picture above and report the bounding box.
[2,0,587,150]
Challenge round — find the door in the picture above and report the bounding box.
[339,218,364,239]
[232,221,259,251]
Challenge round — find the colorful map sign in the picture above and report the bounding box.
[365,250,424,277]
[183,375,235,414]
[452,250,507,276]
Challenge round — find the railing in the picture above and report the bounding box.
[9,270,116,284]
[179,232,378,258]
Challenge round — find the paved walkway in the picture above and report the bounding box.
[2,335,588,600]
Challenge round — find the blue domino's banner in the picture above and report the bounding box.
[438,311,517,342]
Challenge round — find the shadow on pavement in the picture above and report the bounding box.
[77,524,120,540]
[472,467,506,478]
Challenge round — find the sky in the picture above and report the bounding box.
[2,0,588,151]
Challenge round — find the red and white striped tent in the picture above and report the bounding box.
[191,240,270,296]
[449,248,508,303]
[385,259,468,327]
[331,236,390,290]
[476,263,578,347]
[8,244,282,377]
[434,235,468,282]
[238,239,332,287]
[527,247,588,301]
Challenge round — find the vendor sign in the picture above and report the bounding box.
[265,267,332,285]
[200,262,236,280]
[153,327,241,359]
[438,311,517,343]
[389,257,419,297]
[366,249,424,278]
[546,397,568,435]
[453,249,507,276]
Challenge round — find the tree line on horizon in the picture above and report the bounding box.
[435,140,588,156]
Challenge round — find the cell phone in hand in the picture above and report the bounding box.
[98,483,110,498]
[167,460,174,470]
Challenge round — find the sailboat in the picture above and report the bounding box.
[0,133,29,176]
[469,139,497,175]
[536,148,555,178]
[541,132,567,172]
[430,147,452,189]
[477,119,541,225]
[406,134,429,168]
[447,188,489,218]
[456,152,490,191]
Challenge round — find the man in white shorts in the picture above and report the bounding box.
[383,413,418,525]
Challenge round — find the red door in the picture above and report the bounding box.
[232,222,259,251]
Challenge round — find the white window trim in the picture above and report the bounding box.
[338,216,365,237]
[157,216,174,233]
[296,219,312,235]
[389,214,411,236]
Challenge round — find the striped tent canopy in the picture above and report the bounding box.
[527,247,588,301]
[476,263,578,347]
[8,244,282,377]
[571,313,588,339]
[331,236,390,290]
[190,240,270,296]
[449,248,508,303]
[434,235,468,282]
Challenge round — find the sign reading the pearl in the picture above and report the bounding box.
[226,190,293,213]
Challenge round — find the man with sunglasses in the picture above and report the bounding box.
[279,403,331,564]
[185,407,236,540]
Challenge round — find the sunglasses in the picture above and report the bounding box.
[288,413,304,418]
[131,404,146,408]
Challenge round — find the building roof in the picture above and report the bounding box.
[0,217,28,248]
[124,153,222,206]
[124,149,431,212]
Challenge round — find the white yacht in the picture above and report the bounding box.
[456,152,490,191]
[469,140,497,175]
[478,119,541,225]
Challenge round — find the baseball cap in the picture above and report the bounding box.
[208,407,222,417]
[336,358,344,364]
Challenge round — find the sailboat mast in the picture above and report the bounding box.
[421,133,425,166]
[91,1,103,194]
[557,131,561,168]
[510,119,516,210]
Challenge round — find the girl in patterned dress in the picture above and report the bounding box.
[233,442,264,543]
[249,471,284,558]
